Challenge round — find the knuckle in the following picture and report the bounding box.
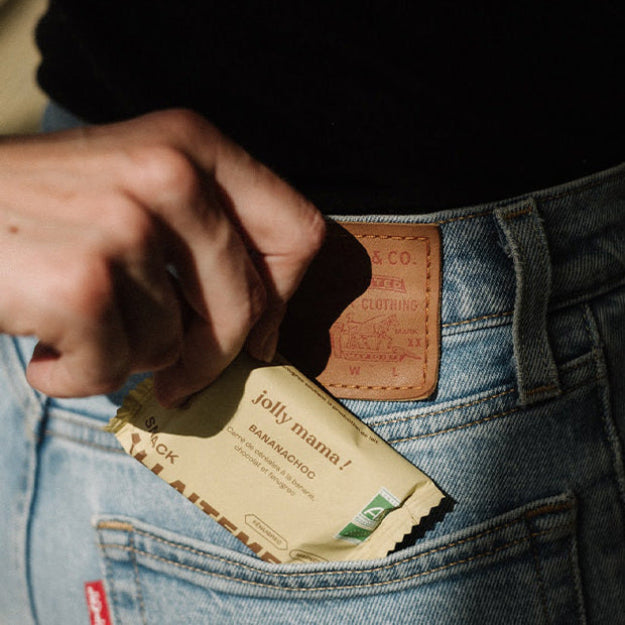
[57,256,114,320]
[148,108,219,145]
[292,207,326,261]
[306,209,327,253]
[137,145,202,203]
[99,198,156,253]
[168,108,212,134]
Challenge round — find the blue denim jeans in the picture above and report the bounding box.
[0,105,624,624]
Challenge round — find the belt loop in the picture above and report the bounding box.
[494,199,561,406]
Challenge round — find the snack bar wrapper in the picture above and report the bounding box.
[107,354,445,564]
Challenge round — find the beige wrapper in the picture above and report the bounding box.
[107,354,444,564]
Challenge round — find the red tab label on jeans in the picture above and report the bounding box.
[84,581,112,625]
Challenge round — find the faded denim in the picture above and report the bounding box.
[0,104,623,624]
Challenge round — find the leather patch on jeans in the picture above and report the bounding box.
[279,221,441,401]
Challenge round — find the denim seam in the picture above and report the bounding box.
[560,353,599,374]
[326,234,432,392]
[569,527,586,625]
[96,499,574,581]
[580,307,595,353]
[525,384,559,397]
[437,212,488,226]
[442,278,625,335]
[44,411,112,431]
[498,202,561,403]
[522,499,576,520]
[540,168,625,202]
[581,304,625,511]
[550,276,625,317]
[352,234,429,242]
[524,516,552,625]
[128,531,148,625]
[568,526,588,624]
[501,207,533,221]
[525,207,560,400]
[46,362,604,455]
[389,406,519,444]
[374,388,515,426]
[441,310,513,329]
[433,166,625,227]
[42,430,125,454]
[20,397,52,625]
[388,375,605,444]
[380,350,599,427]
[100,541,122,625]
[101,520,521,579]
[98,524,574,593]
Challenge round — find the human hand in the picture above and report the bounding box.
[0,109,325,406]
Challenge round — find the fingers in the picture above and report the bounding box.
[185,113,326,357]
[16,246,133,397]
[24,265,182,398]
[168,109,327,298]
[105,112,324,403]
[0,206,183,397]
[26,314,129,399]
[101,206,184,373]
[113,110,325,366]
[0,109,324,404]
[153,210,268,406]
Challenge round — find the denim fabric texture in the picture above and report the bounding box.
[0,104,623,624]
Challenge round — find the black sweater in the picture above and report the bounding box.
[36,2,625,213]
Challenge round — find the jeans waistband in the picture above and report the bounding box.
[333,162,625,325]
[330,162,625,406]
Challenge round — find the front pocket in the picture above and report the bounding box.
[96,493,585,625]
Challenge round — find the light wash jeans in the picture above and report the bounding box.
[0,104,623,624]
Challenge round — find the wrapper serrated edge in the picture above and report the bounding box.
[354,480,444,560]
[104,378,154,434]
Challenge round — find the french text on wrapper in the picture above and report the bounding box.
[227,425,316,500]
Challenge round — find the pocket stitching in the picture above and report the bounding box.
[377,352,597,431]
[99,522,574,594]
[525,515,552,624]
[388,374,605,444]
[375,387,515,427]
[99,517,521,579]
[128,530,148,625]
[97,498,574,582]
